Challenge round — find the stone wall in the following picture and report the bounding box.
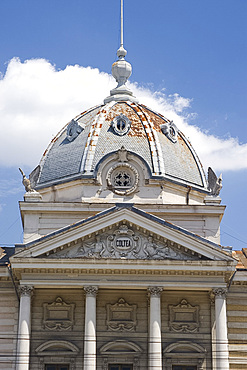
[0,283,18,370]
[30,288,84,370]
[228,286,247,370]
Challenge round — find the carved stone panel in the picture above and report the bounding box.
[49,223,199,261]
[43,297,75,331]
[106,298,137,332]
[169,299,199,333]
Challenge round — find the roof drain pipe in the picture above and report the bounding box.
[7,263,20,302]
[186,186,192,205]
[228,270,237,290]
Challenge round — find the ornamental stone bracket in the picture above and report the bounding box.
[106,298,137,332]
[43,297,75,331]
[169,299,200,333]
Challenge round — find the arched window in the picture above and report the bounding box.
[100,340,142,370]
[35,341,79,370]
[163,342,207,370]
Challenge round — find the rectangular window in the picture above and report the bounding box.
[45,365,69,370]
[172,366,197,370]
[108,365,133,370]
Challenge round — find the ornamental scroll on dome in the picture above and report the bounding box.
[66,119,83,142]
[160,120,178,143]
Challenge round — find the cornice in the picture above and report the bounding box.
[11,258,235,282]
[19,201,225,215]
[13,209,235,262]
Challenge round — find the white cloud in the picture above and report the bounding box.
[0,57,246,172]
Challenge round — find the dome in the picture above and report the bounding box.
[33,40,208,195]
[35,100,207,191]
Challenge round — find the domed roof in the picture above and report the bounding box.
[35,37,207,193]
[36,100,207,191]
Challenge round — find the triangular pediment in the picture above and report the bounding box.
[12,206,234,263]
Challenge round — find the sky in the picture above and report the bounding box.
[0,0,246,250]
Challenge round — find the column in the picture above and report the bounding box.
[16,285,34,370]
[213,288,229,370]
[84,286,98,370]
[148,287,163,370]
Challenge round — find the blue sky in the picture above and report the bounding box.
[0,0,246,249]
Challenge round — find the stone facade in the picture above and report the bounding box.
[1,28,247,370]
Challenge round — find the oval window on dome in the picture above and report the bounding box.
[160,120,178,143]
[111,114,131,136]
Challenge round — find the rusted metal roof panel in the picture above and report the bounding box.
[36,100,207,190]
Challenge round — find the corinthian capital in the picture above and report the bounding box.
[148,286,163,298]
[19,285,34,297]
[213,288,227,299]
[84,286,98,297]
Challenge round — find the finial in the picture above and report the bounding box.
[104,0,138,104]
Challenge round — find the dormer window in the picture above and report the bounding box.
[111,114,131,136]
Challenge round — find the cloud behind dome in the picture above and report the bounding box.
[0,57,246,172]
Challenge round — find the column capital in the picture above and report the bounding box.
[148,286,163,298]
[213,288,227,299]
[19,285,34,298]
[84,286,98,297]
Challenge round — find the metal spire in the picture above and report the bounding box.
[120,0,124,48]
[104,0,138,103]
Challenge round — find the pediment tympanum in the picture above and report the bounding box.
[45,223,201,261]
[12,206,235,263]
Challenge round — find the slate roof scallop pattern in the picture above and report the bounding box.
[37,101,207,190]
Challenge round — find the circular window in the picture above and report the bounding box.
[107,164,139,195]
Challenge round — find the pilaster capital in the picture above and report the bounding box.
[84,286,98,297]
[212,287,228,299]
[209,291,215,305]
[19,285,34,298]
[148,286,163,298]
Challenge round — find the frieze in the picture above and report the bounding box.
[48,224,199,261]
